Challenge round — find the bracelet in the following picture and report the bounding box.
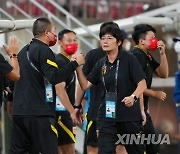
[10,54,18,58]
[73,104,82,109]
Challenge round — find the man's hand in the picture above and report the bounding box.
[154,90,166,101]
[73,52,85,66]
[74,108,84,125]
[3,36,19,56]
[157,40,165,55]
[70,111,81,126]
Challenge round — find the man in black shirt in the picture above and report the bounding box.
[9,17,84,154]
[0,36,19,105]
[76,22,147,154]
[131,24,168,154]
[55,29,78,154]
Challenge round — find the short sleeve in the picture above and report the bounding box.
[151,56,160,71]
[83,51,91,76]
[87,59,102,85]
[129,55,146,84]
[132,52,147,70]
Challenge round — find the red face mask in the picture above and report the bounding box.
[65,43,78,55]
[148,38,158,51]
[48,32,57,47]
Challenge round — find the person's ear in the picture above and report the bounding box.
[58,40,63,47]
[44,30,49,37]
[117,41,122,46]
[139,38,145,45]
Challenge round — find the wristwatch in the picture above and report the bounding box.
[131,94,138,102]
[73,104,82,109]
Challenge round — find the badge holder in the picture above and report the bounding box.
[45,84,53,103]
[105,92,117,118]
[55,96,66,111]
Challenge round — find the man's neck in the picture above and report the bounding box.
[137,44,148,53]
[60,51,71,60]
[35,37,49,46]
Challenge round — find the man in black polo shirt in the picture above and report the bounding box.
[0,36,19,105]
[55,29,78,154]
[131,24,168,154]
[9,17,84,154]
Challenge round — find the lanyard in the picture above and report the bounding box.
[26,45,45,78]
[102,59,119,94]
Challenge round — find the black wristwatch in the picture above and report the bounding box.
[131,94,138,102]
[73,104,82,109]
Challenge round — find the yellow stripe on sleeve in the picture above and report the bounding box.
[47,59,58,68]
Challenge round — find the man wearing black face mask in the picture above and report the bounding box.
[130,24,168,154]
[55,29,78,154]
[9,17,85,154]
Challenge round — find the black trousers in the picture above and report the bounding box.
[97,120,145,154]
[9,116,58,154]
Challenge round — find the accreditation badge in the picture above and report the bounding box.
[55,96,66,111]
[45,84,53,103]
[105,92,117,118]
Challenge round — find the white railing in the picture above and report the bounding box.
[30,0,97,49]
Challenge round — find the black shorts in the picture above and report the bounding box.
[144,112,160,154]
[9,116,58,154]
[83,120,98,153]
[97,120,145,154]
[84,120,98,147]
[56,115,76,145]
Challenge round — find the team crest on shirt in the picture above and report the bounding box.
[102,65,107,75]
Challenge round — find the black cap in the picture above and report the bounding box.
[173,36,180,42]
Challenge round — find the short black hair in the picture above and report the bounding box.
[132,24,156,45]
[58,29,76,40]
[99,23,124,49]
[32,17,52,37]
[100,21,119,31]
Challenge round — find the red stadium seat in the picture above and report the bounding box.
[110,1,121,19]
[135,3,143,15]
[125,2,133,17]
[86,1,96,18]
[31,0,42,16]
[45,0,56,14]
[16,0,28,15]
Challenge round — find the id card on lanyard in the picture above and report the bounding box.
[45,84,53,103]
[55,96,66,111]
[102,60,119,119]
[105,92,117,118]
